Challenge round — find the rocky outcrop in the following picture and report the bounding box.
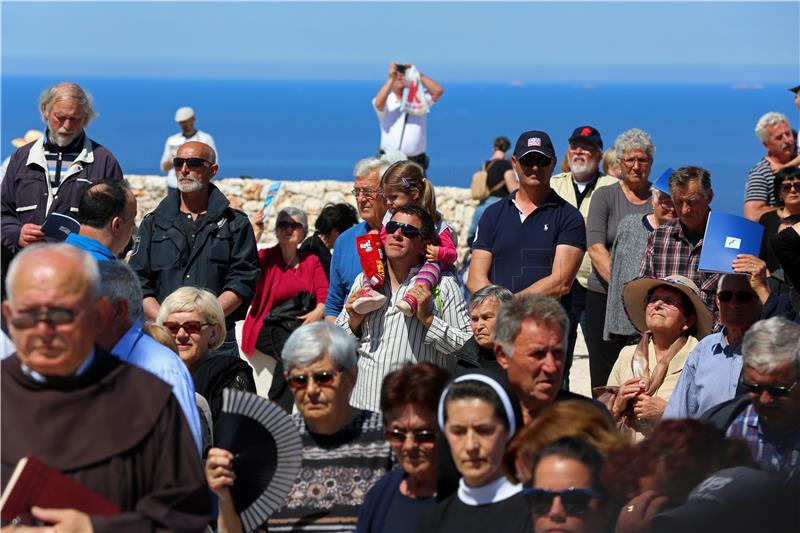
[126,175,477,260]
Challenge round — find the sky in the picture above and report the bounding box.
[2,0,799,82]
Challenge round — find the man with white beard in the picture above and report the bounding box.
[1,82,123,256]
[130,141,259,358]
[550,126,617,386]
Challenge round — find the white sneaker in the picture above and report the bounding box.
[352,287,387,314]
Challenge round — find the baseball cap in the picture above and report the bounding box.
[789,85,800,94]
[174,106,195,122]
[513,130,556,160]
[568,126,603,150]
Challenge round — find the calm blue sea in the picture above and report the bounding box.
[3,76,797,215]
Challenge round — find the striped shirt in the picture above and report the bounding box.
[726,403,800,476]
[44,132,85,188]
[744,158,778,206]
[336,270,471,412]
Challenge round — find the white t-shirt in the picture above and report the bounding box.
[373,92,433,157]
[160,130,218,188]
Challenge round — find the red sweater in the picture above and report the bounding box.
[241,246,329,355]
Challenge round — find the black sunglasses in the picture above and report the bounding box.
[717,290,755,304]
[163,320,211,335]
[173,157,211,169]
[780,181,800,194]
[277,220,303,231]
[385,220,422,239]
[740,379,798,398]
[518,153,552,168]
[287,370,340,390]
[10,307,82,329]
[523,487,602,516]
[385,428,437,445]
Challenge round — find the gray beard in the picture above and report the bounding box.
[177,177,203,193]
[569,159,597,181]
[49,130,81,147]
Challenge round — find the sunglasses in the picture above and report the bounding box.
[277,220,303,231]
[163,321,211,335]
[385,428,437,445]
[518,154,552,168]
[780,181,800,194]
[717,290,755,304]
[10,307,83,329]
[287,370,340,390]
[524,487,602,516]
[385,220,422,239]
[740,379,798,398]
[173,157,211,169]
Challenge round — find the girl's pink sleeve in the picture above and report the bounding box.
[379,224,387,246]
[436,227,458,266]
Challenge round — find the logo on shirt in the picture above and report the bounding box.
[724,236,741,249]
[543,224,549,231]
[528,138,541,147]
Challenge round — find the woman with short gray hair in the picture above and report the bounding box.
[451,285,514,376]
[586,128,655,390]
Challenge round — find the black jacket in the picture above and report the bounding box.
[129,184,259,323]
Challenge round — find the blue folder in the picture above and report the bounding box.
[698,212,764,273]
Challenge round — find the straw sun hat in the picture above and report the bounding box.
[622,275,713,339]
[11,130,43,148]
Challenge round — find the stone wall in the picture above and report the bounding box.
[126,175,478,261]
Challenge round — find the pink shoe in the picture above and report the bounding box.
[396,293,418,317]
[352,287,387,314]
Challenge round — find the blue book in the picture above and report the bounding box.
[698,212,764,273]
[652,167,674,195]
[41,212,80,241]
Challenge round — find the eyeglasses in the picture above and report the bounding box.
[277,220,303,231]
[780,181,800,194]
[287,370,340,390]
[351,187,380,198]
[173,157,211,169]
[518,154,553,168]
[9,307,84,329]
[621,157,652,168]
[524,487,602,516]
[717,290,755,304]
[385,220,422,239]
[163,321,212,335]
[646,293,684,310]
[740,379,798,398]
[385,428,437,445]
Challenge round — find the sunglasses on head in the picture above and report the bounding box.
[277,220,303,231]
[172,157,211,169]
[523,487,602,516]
[163,321,211,335]
[10,307,82,329]
[740,379,798,398]
[717,290,754,304]
[385,428,437,445]
[287,370,340,390]
[518,153,552,168]
[385,220,422,239]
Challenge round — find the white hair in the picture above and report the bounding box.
[742,317,800,375]
[613,128,655,162]
[39,82,97,126]
[755,112,790,144]
[98,260,143,324]
[5,243,99,303]
[281,322,358,372]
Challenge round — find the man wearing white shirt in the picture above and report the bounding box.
[160,106,218,189]
[373,63,443,170]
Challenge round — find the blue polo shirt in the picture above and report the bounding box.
[473,189,586,293]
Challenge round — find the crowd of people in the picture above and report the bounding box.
[0,74,799,533]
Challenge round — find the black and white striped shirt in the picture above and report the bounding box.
[336,271,471,412]
[744,158,778,207]
[43,132,85,189]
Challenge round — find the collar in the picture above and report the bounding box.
[20,348,96,383]
[155,182,230,223]
[457,475,522,506]
[43,129,86,152]
[26,133,95,168]
[509,187,560,208]
[711,329,741,356]
[111,321,145,362]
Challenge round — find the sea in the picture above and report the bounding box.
[2,75,797,215]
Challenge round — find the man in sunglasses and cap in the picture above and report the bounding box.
[702,317,800,479]
[664,273,764,419]
[468,130,585,299]
[130,141,259,358]
[337,205,470,412]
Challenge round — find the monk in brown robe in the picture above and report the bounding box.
[1,243,210,532]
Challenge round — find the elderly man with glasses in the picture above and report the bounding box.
[337,205,470,412]
[129,141,259,358]
[703,317,800,479]
[324,157,391,320]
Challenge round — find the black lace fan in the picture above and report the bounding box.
[216,389,302,532]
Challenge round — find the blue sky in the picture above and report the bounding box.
[2,1,799,82]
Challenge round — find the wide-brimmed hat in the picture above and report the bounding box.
[11,130,43,148]
[622,275,712,339]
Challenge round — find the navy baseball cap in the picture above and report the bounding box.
[568,126,603,150]
[513,131,556,160]
[789,84,800,94]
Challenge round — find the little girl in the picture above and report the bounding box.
[352,160,458,317]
